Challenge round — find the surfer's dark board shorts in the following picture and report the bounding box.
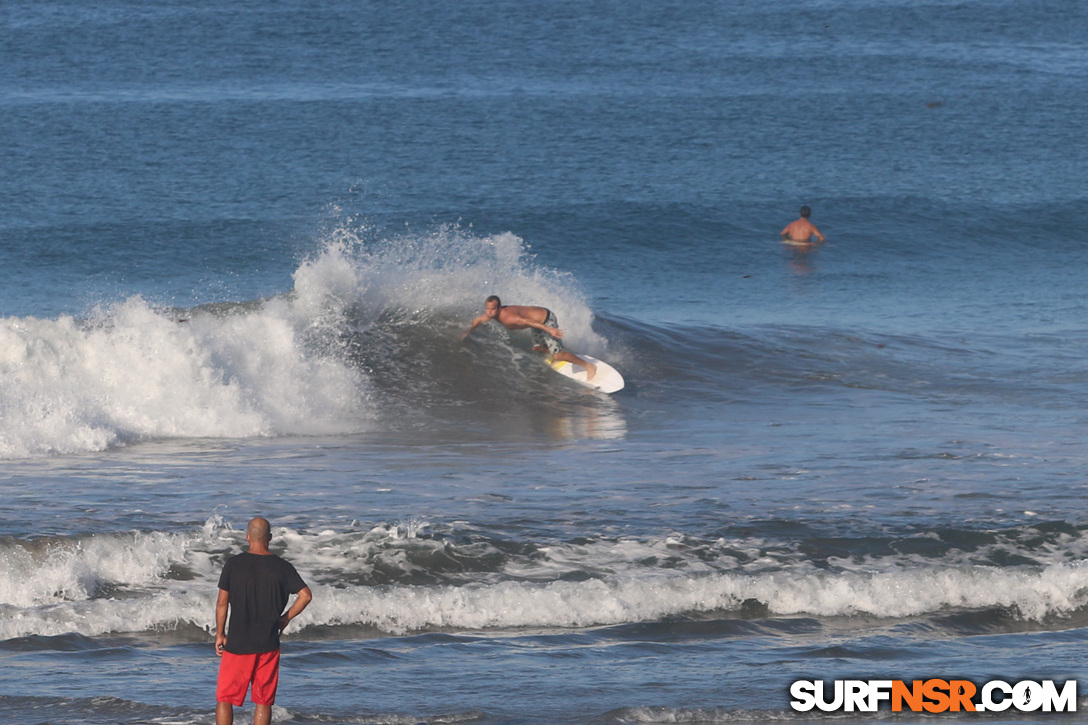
[531,309,563,354]
[217,649,281,706]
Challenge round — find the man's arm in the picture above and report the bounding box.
[278,586,313,633]
[811,225,825,242]
[461,314,490,340]
[528,319,562,338]
[215,588,229,656]
[507,313,564,339]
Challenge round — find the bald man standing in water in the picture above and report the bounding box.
[462,295,597,380]
[215,517,312,725]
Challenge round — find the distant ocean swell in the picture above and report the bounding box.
[4,519,1088,642]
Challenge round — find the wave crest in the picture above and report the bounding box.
[0,223,618,458]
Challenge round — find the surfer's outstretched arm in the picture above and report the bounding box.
[514,315,562,339]
[461,314,490,340]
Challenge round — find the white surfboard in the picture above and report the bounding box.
[546,354,624,394]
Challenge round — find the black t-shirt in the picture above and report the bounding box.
[218,552,307,654]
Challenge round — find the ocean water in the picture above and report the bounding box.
[3,1,1088,723]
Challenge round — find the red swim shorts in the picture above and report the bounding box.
[216,650,281,706]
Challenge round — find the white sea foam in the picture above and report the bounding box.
[3,519,1088,640]
[306,561,1088,634]
[5,559,1087,640]
[0,297,366,458]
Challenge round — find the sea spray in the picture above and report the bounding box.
[300,219,602,349]
[0,292,368,458]
[0,225,616,459]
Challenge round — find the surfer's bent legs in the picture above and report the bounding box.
[533,310,596,380]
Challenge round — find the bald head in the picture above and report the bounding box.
[246,517,271,544]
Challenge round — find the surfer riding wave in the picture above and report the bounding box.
[462,296,598,381]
